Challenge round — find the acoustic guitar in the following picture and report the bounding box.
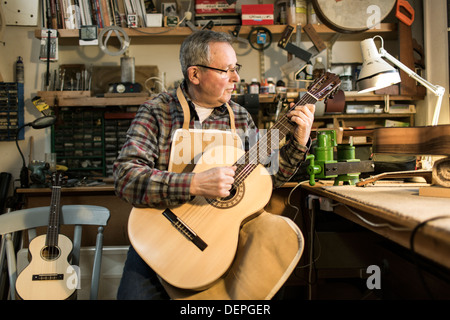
[128,73,341,290]
[16,172,78,300]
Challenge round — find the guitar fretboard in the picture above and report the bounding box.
[233,92,319,186]
[46,174,62,248]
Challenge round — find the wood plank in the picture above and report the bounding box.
[419,186,450,198]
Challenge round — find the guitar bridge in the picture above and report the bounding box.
[162,209,208,251]
[32,274,64,281]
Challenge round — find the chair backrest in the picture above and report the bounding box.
[0,205,110,300]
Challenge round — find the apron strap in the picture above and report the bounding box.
[176,86,236,131]
[177,86,191,130]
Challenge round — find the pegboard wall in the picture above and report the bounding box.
[1,0,39,26]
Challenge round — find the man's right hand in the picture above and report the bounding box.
[190,166,236,198]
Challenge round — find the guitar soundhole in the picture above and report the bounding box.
[206,183,245,208]
[41,246,61,261]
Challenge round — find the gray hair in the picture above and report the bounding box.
[179,30,233,80]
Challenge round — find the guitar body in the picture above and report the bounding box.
[16,234,77,300]
[128,145,273,290]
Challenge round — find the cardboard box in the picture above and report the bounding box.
[195,0,236,14]
[146,14,163,27]
[241,4,274,25]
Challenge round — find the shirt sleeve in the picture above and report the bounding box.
[113,104,194,208]
[270,136,312,188]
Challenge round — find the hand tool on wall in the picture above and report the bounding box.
[396,0,415,26]
[279,24,326,76]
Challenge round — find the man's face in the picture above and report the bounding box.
[194,42,240,108]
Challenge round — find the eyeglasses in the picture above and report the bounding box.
[194,64,242,78]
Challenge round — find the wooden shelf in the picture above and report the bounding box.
[314,113,415,121]
[38,90,424,108]
[37,91,149,107]
[34,23,397,45]
[343,91,425,101]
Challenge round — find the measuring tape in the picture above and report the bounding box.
[247,27,272,51]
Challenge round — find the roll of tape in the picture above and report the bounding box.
[98,26,130,56]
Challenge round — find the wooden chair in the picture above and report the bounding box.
[0,205,110,300]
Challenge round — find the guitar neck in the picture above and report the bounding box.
[46,173,62,248]
[233,92,318,183]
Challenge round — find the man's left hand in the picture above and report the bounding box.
[287,103,315,147]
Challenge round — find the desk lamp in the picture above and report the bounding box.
[15,115,56,188]
[356,36,445,126]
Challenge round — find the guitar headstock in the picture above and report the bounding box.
[307,72,341,101]
[51,172,64,187]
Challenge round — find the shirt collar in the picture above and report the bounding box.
[180,80,229,116]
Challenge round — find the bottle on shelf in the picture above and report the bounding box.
[239,79,248,94]
[312,56,325,79]
[295,0,307,25]
[16,56,24,83]
[340,66,353,91]
[276,80,286,94]
[260,79,269,94]
[305,61,313,80]
[249,78,260,94]
[267,77,276,94]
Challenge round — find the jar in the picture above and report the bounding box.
[295,0,307,25]
[340,75,353,91]
[267,77,276,94]
[239,79,248,94]
[313,57,325,79]
[249,78,260,94]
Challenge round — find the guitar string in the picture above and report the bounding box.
[47,175,61,276]
[51,184,59,275]
[235,93,318,182]
[41,179,55,277]
[233,94,318,186]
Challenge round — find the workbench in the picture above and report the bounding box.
[300,181,450,269]
[299,180,450,299]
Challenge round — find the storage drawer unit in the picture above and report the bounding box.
[0,82,24,141]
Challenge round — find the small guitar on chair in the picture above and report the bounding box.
[128,72,341,291]
[16,172,78,300]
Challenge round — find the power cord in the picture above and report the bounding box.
[339,203,412,232]
[286,181,321,286]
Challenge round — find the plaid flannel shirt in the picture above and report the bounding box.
[113,82,310,207]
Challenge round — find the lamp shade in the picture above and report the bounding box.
[356,38,401,93]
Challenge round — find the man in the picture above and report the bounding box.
[113,30,315,299]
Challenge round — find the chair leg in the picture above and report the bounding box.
[5,234,17,300]
[90,226,104,300]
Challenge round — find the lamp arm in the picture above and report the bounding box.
[379,48,445,97]
[380,47,445,126]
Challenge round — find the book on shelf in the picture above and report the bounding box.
[388,104,416,114]
[195,13,241,26]
[41,0,153,29]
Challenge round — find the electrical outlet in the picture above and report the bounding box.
[319,197,334,212]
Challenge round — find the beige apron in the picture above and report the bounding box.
[160,88,304,300]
